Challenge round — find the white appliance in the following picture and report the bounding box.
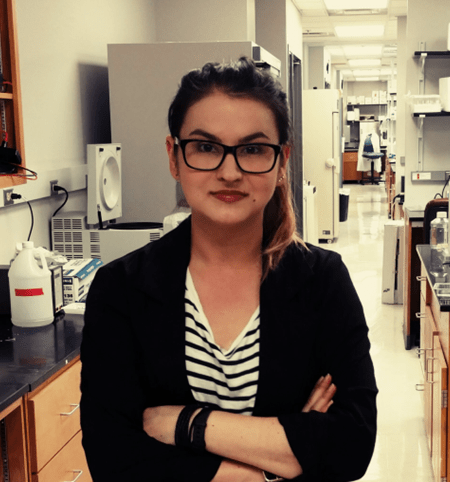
[107,41,281,223]
[51,144,163,265]
[51,211,163,264]
[303,183,318,245]
[302,89,341,242]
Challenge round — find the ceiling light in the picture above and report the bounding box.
[352,69,381,76]
[335,25,385,38]
[349,59,381,67]
[324,0,388,9]
[355,77,380,81]
[343,45,383,57]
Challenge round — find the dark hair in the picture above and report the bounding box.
[168,57,304,277]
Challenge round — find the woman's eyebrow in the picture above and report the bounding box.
[187,129,219,140]
[187,129,270,143]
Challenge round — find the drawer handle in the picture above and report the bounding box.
[60,404,80,416]
[64,470,83,482]
[416,276,427,281]
[415,383,425,391]
[415,312,427,319]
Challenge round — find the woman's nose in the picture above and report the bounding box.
[217,153,242,181]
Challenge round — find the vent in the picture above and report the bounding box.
[90,244,101,254]
[303,31,335,38]
[149,232,162,242]
[64,219,71,230]
[73,245,84,253]
[64,232,72,243]
[73,232,83,243]
[329,8,385,15]
[90,232,100,242]
[53,232,64,243]
[72,219,83,230]
[53,219,63,230]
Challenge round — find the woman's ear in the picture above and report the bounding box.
[166,135,180,180]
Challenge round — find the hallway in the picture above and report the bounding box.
[326,184,434,481]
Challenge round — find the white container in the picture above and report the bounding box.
[406,94,442,113]
[8,241,54,327]
[440,77,450,112]
[430,212,449,281]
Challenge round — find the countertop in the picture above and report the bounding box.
[0,312,84,414]
[404,205,425,220]
[417,244,450,311]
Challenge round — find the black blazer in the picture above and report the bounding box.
[80,218,377,482]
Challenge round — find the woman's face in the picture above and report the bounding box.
[166,90,289,230]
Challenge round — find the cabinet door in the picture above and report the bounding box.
[421,306,439,452]
[33,431,92,482]
[430,335,447,482]
[27,361,82,472]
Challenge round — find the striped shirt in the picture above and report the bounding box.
[185,269,260,415]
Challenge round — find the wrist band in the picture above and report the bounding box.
[175,404,200,448]
[189,406,213,452]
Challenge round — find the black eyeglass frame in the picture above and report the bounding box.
[174,137,282,174]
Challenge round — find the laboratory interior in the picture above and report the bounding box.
[0,0,449,480]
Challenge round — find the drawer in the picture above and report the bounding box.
[28,361,82,472]
[33,431,92,482]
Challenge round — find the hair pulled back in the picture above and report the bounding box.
[168,57,304,278]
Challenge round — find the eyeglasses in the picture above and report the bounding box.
[174,138,281,174]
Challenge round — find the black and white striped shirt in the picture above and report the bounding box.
[185,269,260,415]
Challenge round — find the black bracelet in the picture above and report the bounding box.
[189,406,213,452]
[175,404,200,448]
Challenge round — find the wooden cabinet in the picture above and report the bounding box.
[343,151,363,182]
[385,161,396,218]
[418,264,449,482]
[0,357,92,482]
[26,358,92,482]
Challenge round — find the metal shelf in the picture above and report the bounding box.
[413,112,450,117]
[414,51,450,58]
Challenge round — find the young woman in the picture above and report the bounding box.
[80,58,377,482]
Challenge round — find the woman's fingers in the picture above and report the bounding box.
[302,374,337,413]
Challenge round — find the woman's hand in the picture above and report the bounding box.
[302,374,337,413]
[143,405,186,445]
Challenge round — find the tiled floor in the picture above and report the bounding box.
[326,183,434,482]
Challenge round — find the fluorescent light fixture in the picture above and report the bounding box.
[352,69,381,76]
[355,77,380,81]
[324,0,388,9]
[335,25,384,38]
[343,45,383,57]
[349,59,381,67]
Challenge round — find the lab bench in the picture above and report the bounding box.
[0,314,91,481]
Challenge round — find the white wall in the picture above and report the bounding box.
[154,0,256,42]
[404,0,450,207]
[0,0,156,264]
[286,0,303,61]
[396,16,407,195]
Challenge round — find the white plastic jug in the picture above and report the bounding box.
[8,241,54,327]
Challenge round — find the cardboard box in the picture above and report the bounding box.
[63,258,103,305]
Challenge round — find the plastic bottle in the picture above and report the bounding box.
[430,212,449,279]
[8,241,54,327]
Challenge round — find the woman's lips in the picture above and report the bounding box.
[212,190,248,203]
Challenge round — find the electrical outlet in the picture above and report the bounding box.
[50,179,59,196]
[3,188,14,206]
